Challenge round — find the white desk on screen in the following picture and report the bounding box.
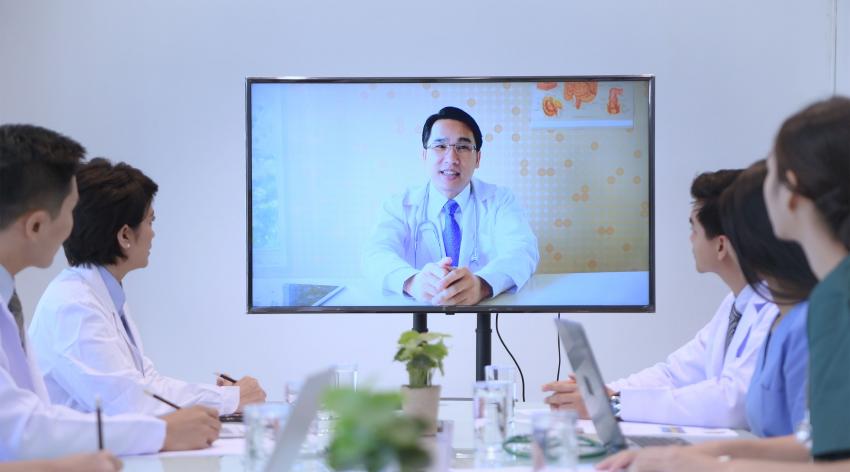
[253,271,650,309]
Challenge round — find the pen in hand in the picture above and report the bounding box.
[215,372,238,384]
[143,389,181,410]
[96,395,104,450]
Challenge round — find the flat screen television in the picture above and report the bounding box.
[247,76,654,313]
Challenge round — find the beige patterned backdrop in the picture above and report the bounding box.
[414,80,650,274]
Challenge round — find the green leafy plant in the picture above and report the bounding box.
[324,388,430,472]
[393,331,449,388]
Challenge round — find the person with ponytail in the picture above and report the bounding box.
[596,97,850,471]
[765,96,850,462]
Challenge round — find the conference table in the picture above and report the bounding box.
[120,399,746,471]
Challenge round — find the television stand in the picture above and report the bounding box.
[410,312,492,381]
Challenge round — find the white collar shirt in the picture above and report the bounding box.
[608,284,777,428]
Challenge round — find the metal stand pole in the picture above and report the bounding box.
[475,312,492,381]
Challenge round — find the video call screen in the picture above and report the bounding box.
[248,77,654,313]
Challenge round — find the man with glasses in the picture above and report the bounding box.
[363,106,539,306]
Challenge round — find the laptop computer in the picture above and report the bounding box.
[263,367,335,472]
[555,319,690,453]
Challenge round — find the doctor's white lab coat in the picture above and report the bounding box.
[608,285,777,428]
[29,265,240,417]
[0,291,165,460]
[363,177,539,298]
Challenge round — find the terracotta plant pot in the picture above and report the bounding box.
[401,385,441,436]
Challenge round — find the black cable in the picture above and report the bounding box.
[556,313,562,381]
[495,313,526,402]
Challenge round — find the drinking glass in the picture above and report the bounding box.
[472,380,511,467]
[333,363,358,390]
[243,402,289,472]
[484,365,518,425]
[530,410,579,471]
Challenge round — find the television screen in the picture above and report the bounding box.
[247,76,654,313]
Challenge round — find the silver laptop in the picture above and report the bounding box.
[555,319,689,453]
[264,368,335,472]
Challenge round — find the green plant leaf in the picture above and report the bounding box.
[394,331,450,387]
[324,388,430,472]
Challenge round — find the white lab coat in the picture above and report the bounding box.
[608,285,777,428]
[363,178,539,298]
[28,265,239,417]
[0,291,165,460]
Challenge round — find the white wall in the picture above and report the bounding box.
[838,0,850,95]
[0,0,840,401]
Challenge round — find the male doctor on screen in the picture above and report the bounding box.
[363,106,539,306]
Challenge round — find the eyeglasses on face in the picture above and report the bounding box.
[426,142,477,155]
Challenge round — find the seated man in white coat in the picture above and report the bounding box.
[363,106,539,306]
[29,158,266,418]
[0,124,219,460]
[542,169,777,428]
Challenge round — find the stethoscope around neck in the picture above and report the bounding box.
[412,182,480,267]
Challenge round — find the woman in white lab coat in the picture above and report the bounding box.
[28,158,266,417]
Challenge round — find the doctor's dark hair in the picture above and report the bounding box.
[422,106,483,150]
[0,124,85,230]
[774,96,850,250]
[719,160,817,304]
[63,158,158,267]
[689,169,743,239]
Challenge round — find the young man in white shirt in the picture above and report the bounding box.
[542,169,778,428]
[0,124,219,461]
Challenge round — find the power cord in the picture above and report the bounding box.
[495,313,526,402]
[556,313,562,381]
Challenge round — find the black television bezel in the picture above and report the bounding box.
[246,75,655,314]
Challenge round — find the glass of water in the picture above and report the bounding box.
[334,364,358,390]
[531,410,579,471]
[473,380,511,467]
[243,402,290,472]
[284,380,301,405]
[485,365,518,425]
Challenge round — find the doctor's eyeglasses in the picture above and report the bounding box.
[426,142,477,155]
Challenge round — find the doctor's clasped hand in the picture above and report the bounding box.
[403,257,493,306]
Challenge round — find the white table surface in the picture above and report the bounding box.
[121,400,745,471]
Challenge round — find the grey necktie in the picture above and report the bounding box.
[7,290,26,349]
[724,303,742,354]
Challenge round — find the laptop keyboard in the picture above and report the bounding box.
[628,435,690,447]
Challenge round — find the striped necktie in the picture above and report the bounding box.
[724,303,743,354]
[442,199,461,266]
[8,291,26,349]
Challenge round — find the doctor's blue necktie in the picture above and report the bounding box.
[442,199,461,266]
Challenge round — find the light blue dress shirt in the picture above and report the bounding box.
[745,301,809,437]
[96,266,143,372]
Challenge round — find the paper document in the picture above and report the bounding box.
[451,466,597,472]
[576,419,738,438]
[221,423,246,438]
[153,438,245,458]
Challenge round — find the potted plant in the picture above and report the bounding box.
[393,330,449,435]
[324,388,430,472]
